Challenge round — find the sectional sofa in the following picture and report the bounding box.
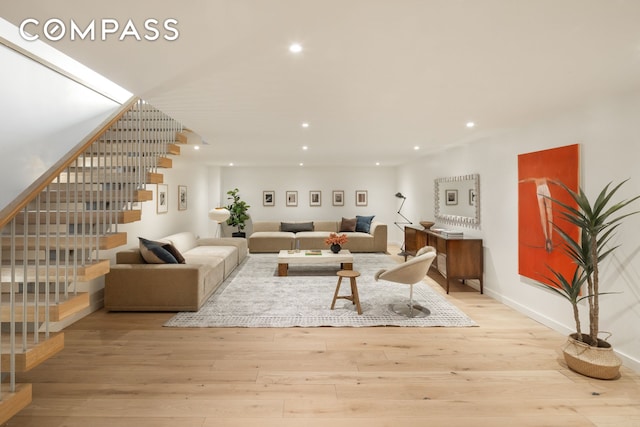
[105,232,247,311]
[248,219,387,253]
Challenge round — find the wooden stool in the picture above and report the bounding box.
[331,270,362,315]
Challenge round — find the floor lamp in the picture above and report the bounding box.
[394,192,413,257]
[208,207,230,237]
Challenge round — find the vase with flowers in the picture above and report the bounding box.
[325,232,348,253]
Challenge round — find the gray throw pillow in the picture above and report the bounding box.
[280,222,314,233]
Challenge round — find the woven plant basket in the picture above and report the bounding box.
[562,333,621,380]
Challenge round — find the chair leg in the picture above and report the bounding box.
[409,284,414,317]
[350,277,362,315]
[331,276,343,310]
[389,282,431,318]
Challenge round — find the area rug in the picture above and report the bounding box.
[164,253,477,328]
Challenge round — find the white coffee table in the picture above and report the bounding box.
[277,249,354,276]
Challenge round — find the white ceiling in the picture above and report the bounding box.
[4,0,640,167]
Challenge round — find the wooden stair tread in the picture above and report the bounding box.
[32,190,153,203]
[53,171,162,184]
[146,172,163,184]
[175,132,189,144]
[0,260,110,283]
[0,333,64,372]
[156,157,172,168]
[14,210,141,224]
[167,143,180,155]
[0,384,32,425]
[0,293,89,322]
[0,232,127,250]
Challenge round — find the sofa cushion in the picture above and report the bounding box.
[340,217,357,232]
[356,215,375,233]
[139,237,179,264]
[281,221,314,233]
[295,231,332,250]
[184,245,238,279]
[249,231,295,253]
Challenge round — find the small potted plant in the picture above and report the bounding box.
[325,232,348,253]
[225,188,250,238]
[543,179,639,379]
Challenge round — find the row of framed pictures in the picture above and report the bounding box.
[263,190,368,207]
[157,184,188,214]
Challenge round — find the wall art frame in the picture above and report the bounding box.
[286,190,298,207]
[445,189,458,205]
[332,190,344,206]
[263,190,275,206]
[309,190,321,207]
[157,183,168,214]
[355,190,368,206]
[178,185,188,210]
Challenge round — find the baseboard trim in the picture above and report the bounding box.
[485,289,640,374]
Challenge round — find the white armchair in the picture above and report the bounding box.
[374,246,437,317]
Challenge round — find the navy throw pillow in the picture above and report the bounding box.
[139,237,179,264]
[355,215,375,233]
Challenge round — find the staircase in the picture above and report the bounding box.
[0,97,186,422]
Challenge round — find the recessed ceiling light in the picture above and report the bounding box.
[466,121,475,128]
[302,146,308,150]
[289,43,303,53]
[376,162,380,166]
[229,162,234,166]
[301,122,309,128]
[299,162,304,166]
[414,146,420,151]
[194,145,200,150]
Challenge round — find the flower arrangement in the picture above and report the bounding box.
[325,232,348,246]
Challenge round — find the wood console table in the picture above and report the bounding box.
[404,225,483,294]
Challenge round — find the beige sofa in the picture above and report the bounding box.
[105,232,247,312]
[248,220,387,253]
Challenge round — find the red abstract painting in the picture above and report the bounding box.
[518,144,580,286]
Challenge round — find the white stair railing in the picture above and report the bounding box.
[0,98,183,421]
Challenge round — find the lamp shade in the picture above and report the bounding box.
[208,207,230,222]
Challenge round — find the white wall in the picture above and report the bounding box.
[0,44,120,211]
[218,166,399,241]
[0,18,128,212]
[397,90,640,372]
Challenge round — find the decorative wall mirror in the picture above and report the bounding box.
[434,174,480,227]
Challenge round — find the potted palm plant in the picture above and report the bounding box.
[225,188,250,238]
[543,179,639,379]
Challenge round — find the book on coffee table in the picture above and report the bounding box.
[305,250,322,255]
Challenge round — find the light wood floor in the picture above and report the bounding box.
[7,246,640,427]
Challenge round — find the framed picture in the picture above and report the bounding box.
[309,190,321,206]
[157,184,168,214]
[286,190,298,207]
[355,190,368,206]
[469,189,477,206]
[445,189,458,205]
[332,190,344,206]
[263,190,275,206]
[518,143,579,287]
[178,185,188,210]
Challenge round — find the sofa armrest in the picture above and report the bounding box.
[369,221,388,252]
[105,264,207,311]
[115,249,145,264]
